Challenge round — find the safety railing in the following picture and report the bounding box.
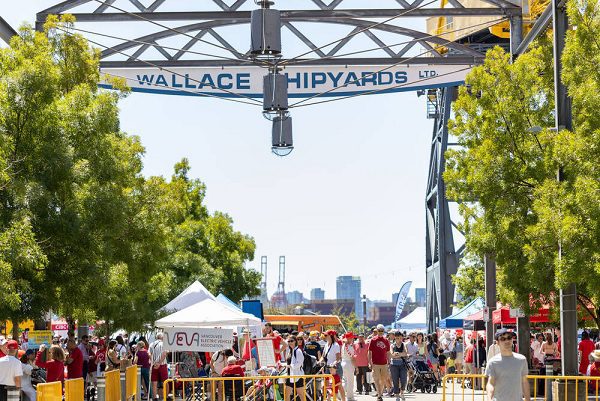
[442,373,600,401]
[126,365,139,401]
[163,373,336,401]
[37,381,63,401]
[106,369,123,401]
[65,378,85,401]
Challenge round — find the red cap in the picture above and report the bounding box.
[6,340,19,350]
[342,332,355,339]
[325,330,337,337]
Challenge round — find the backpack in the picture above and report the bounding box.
[295,348,317,375]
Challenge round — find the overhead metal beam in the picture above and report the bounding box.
[37,8,519,23]
[99,55,482,68]
[477,0,520,9]
[515,2,552,55]
[0,16,18,44]
[98,18,485,60]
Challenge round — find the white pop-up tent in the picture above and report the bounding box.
[156,298,261,329]
[394,307,427,331]
[161,280,216,312]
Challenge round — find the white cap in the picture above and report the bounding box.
[227,356,237,364]
[0,336,6,345]
[376,324,385,331]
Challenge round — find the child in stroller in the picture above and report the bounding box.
[407,360,438,394]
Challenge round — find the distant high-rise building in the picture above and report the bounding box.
[286,291,304,305]
[336,276,362,318]
[415,288,426,307]
[310,288,325,301]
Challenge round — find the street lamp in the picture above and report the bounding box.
[362,295,367,333]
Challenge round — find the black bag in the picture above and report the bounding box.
[296,348,317,374]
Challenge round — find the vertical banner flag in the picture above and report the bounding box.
[394,281,413,326]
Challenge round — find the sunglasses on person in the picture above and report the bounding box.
[498,335,513,341]
[288,340,296,343]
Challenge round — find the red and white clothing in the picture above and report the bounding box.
[341,343,356,400]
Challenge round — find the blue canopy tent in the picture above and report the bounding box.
[438,297,485,329]
[216,293,241,311]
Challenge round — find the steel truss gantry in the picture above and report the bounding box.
[33,0,525,330]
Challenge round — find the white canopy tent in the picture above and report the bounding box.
[160,280,216,312]
[156,298,261,329]
[394,307,427,331]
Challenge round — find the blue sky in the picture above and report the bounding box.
[2,1,450,302]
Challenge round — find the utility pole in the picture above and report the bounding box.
[552,0,577,376]
[484,254,497,353]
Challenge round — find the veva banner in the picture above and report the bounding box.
[99,64,471,98]
[163,327,233,352]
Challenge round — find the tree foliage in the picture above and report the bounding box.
[445,0,600,323]
[0,18,259,331]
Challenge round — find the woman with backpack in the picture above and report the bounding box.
[426,334,440,383]
[284,335,306,401]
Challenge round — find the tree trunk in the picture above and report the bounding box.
[11,319,19,341]
[577,294,600,330]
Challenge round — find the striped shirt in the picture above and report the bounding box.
[149,340,165,365]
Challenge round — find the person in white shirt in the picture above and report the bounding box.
[531,333,544,367]
[20,350,36,401]
[0,340,23,401]
[488,340,501,361]
[284,335,305,401]
[341,333,357,401]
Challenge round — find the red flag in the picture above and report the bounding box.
[242,338,255,361]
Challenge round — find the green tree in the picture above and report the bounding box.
[0,18,260,332]
[445,0,600,324]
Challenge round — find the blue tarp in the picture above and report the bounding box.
[438,297,485,329]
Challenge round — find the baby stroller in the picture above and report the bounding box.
[303,363,326,401]
[407,360,438,394]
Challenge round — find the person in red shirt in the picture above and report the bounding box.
[588,350,600,393]
[368,325,390,401]
[327,364,345,401]
[66,339,84,379]
[93,339,107,375]
[263,323,283,362]
[36,345,66,383]
[221,356,244,377]
[579,331,595,375]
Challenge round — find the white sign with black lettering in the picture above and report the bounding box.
[255,338,277,367]
[163,327,233,352]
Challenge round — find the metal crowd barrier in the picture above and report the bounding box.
[163,373,336,401]
[443,373,600,401]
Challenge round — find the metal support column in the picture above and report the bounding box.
[426,86,459,332]
[517,316,531,365]
[552,0,576,377]
[484,254,497,351]
[509,15,523,58]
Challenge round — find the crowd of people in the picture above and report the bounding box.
[3,324,600,401]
